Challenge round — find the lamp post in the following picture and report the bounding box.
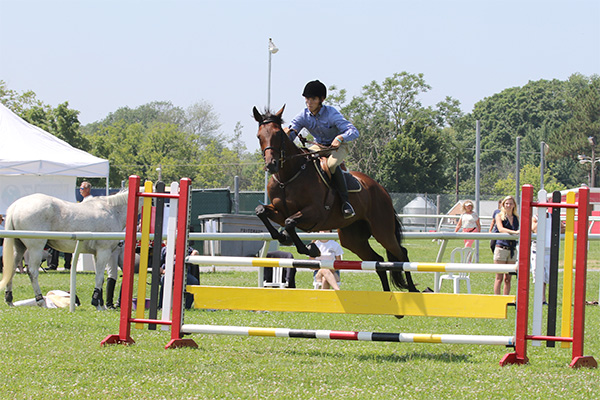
[265,38,279,204]
[578,154,600,187]
[540,141,549,191]
[267,38,278,110]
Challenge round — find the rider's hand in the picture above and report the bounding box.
[283,127,291,134]
[330,135,343,149]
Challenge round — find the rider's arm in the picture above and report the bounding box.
[288,110,309,142]
[329,107,359,142]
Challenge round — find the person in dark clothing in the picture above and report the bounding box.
[493,196,520,295]
[264,250,296,288]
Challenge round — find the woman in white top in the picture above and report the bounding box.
[311,232,344,290]
[454,200,481,247]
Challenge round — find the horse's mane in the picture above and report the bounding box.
[89,190,129,207]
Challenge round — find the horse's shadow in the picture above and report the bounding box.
[283,348,473,364]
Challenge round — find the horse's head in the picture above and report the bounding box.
[253,105,287,174]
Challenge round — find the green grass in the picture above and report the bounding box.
[1,238,599,399]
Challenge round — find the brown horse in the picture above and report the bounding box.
[253,105,418,292]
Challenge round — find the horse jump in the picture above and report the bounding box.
[103,180,596,368]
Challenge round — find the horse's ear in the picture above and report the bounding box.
[252,106,263,123]
[275,104,285,119]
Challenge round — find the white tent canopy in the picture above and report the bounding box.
[0,103,109,213]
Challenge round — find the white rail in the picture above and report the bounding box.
[1,230,599,241]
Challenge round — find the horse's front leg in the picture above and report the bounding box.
[256,204,292,245]
[283,213,320,258]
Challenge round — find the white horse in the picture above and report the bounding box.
[0,191,130,308]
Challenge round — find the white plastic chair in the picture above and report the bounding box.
[438,247,473,294]
[264,267,287,288]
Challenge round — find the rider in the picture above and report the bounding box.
[284,80,359,219]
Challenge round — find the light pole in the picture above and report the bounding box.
[265,38,279,204]
[577,154,600,187]
[540,141,549,191]
[267,38,278,110]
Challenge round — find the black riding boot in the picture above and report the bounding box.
[106,278,117,309]
[331,168,355,219]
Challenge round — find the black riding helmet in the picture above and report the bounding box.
[302,80,327,99]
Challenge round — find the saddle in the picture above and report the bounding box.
[313,157,362,211]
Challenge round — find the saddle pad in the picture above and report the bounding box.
[313,160,361,193]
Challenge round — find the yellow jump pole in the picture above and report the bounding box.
[560,191,576,348]
[135,181,154,329]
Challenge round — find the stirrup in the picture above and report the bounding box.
[342,202,355,219]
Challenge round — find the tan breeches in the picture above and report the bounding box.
[308,142,350,172]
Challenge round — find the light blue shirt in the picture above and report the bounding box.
[288,105,359,145]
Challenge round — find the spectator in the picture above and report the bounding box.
[79,181,94,202]
[454,200,481,248]
[489,199,503,254]
[310,232,343,290]
[264,250,296,288]
[493,196,520,295]
[159,245,199,309]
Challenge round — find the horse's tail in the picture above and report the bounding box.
[0,216,16,291]
[387,216,419,292]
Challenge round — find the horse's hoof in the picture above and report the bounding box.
[394,315,405,319]
[307,243,321,258]
[91,288,101,307]
[255,204,265,216]
[5,291,13,304]
[277,229,293,246]
[96,305,106,311]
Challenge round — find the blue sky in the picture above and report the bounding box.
[1,0,598,151]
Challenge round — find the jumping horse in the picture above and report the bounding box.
[1,191,130,308]
[253,105,418,292]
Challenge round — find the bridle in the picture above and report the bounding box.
[259,118,286,168]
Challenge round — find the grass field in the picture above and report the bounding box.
[1,238,599,399]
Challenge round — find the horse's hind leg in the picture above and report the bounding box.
[337,221,391,292]
[24,247,47,306]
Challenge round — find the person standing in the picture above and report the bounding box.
[285,80,360,219]
[493,196,520,295]
[79,181,94,202]
[454,200,481,247]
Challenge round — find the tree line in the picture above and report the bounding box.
[1,72,598,197]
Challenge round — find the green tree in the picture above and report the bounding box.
[50,102,89,150]
[339,72,452,192]
[183,100,224,149]
[1,82,88,150]
[0,80,43,114]
[494,164,566,196]
[455,74,597,194]
[548,75,600,186]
